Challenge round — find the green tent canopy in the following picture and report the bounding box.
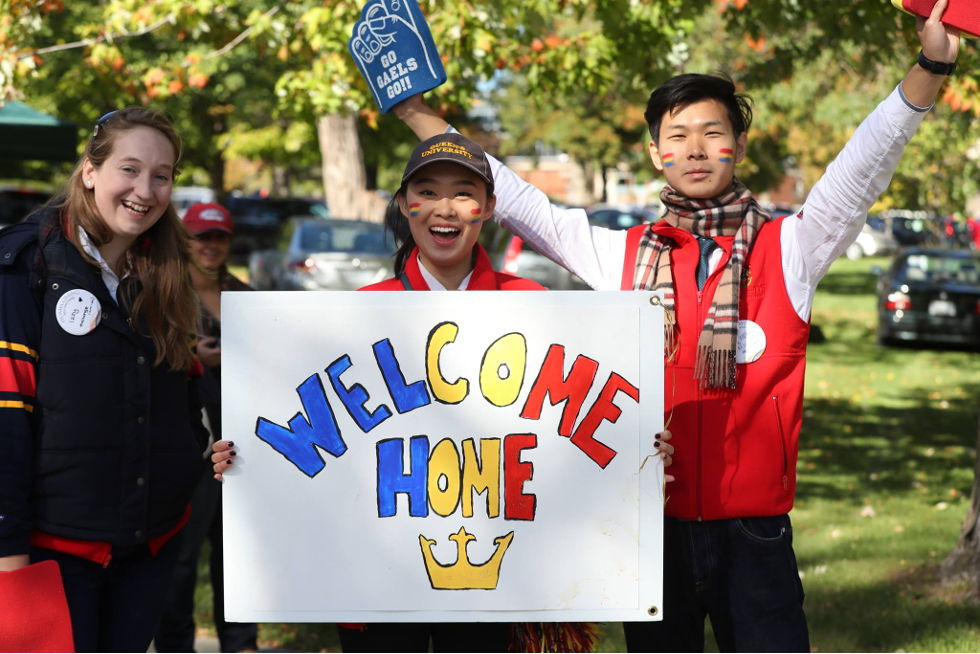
[0,101,78,163]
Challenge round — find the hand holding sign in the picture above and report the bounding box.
[349,0,447,114]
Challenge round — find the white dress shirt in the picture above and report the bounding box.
[417,253,473,291]
[77,227,129,303]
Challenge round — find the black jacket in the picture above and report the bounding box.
[0,209,207,556]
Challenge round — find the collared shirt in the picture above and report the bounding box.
[457,83,931,322]
[416,253,473,291]
[77,227,129,303]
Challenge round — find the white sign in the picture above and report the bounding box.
[222,291,665,623]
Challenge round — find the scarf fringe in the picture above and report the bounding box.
[508,622,600,653]
[695,347,738,389]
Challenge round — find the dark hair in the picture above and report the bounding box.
[385,189,415,277]
[644,74,753,146]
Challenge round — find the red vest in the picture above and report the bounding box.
[622,217,810,520]
[360,244,546,292]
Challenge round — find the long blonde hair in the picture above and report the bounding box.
[58,107,199,371]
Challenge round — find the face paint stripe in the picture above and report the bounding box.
[409,203,421,217]
[662,153,675,168]
[719,148,733,163]
[470,208,483,224]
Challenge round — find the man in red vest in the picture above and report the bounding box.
[392,1,960,650]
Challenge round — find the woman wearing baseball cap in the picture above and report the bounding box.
[154,202,258,653]
[210,133,543,651]
[364,132,547,292]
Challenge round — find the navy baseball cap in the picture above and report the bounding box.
[401,133,494,194]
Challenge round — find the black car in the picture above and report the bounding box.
[225,195,328,260]
[0,186,52,229]
[876,249,980,349]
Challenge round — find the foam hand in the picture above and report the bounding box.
[349,0,447,114]
[892,0,978,39]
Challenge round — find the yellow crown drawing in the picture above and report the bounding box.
[418,527,514,590]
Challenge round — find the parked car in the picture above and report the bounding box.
[844,223,900,261]
[877,210,939,247]
[170,186,216,218]
[227,195,329,260]
[586,205,657,231]
[762,203,800,220]
[479,220,590,291]
[249,217,393,291]
[0,186,51,229]
[875,248,980,348]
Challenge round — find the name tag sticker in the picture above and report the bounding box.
[55,289,102,336]
[736,319,766,364]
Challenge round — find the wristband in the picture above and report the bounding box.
[918,50,956,76]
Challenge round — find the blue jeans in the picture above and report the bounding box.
[625,515,810,653]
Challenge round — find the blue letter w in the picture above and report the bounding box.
[255,374,347,478]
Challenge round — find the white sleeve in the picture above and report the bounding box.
[782,84,931,321]
[446,127,626,290]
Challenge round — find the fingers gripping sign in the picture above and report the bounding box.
[349,0,447,114]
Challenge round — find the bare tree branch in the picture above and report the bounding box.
[202,6,280,62]
[20,4,280,64]
[24,16,174,58]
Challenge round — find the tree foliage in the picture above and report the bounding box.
[2,1,978,211]
[678,1,980,211]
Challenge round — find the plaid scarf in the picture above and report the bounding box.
[633,180,771,389]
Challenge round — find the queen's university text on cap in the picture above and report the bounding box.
[421,143,474,159]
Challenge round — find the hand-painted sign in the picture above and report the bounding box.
[349,0,447,114]
[222,292,665,622]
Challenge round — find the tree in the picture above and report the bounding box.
[495,76,651,203]
[0,1,312,197]
[2,0,720,217]
[678,1,980,211]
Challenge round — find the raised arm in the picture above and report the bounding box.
[393,96,627,289]
[785,0,960,302]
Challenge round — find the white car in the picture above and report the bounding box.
[845,223,899,261]
[171,186,216,218]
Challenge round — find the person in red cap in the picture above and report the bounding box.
[154,202,258,653]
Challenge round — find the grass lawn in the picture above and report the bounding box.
[195,256,980,652]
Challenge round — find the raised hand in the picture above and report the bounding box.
[917,0,961,63]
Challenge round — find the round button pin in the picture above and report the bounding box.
[736,320,767,364]
[54,289,101,336]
